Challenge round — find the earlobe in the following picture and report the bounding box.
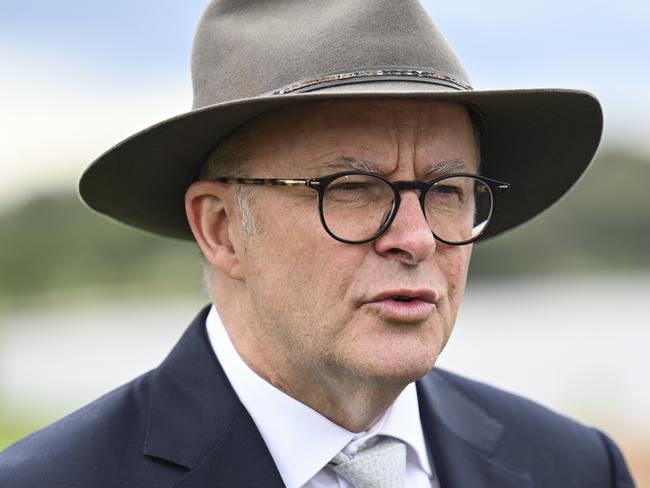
[185,181,244,281]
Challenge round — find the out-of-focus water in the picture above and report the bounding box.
[442,274,650,435]
[1,274,648,438]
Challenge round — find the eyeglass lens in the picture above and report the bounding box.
[321,174,493,244]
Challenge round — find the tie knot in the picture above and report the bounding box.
[330,435,407,488]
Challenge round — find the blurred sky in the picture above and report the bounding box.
[1,0,649,209]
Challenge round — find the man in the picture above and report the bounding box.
[0,0,635,487]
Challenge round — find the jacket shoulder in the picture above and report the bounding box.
[433,368,583,425]
[0,371,184,488]
[429,368,635,486]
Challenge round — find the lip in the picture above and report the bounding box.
[370,289,439,304]
[364,288,439,322]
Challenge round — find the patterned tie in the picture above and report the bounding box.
[329,435,407,488]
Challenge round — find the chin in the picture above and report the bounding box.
[334,322,445,385]
[356,348,440,386]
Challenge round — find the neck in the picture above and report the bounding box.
[212,287,406,433]
[281,372,403,432]
[232,329,404,432]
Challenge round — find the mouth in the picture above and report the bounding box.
[371,289,438,304]
[391,295,416,302]
[365,289,439,322]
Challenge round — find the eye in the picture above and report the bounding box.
[327,182,373,201]
[330,181,371,191]
[326,175,388,201]
[430,184,462,198]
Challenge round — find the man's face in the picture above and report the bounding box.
[229,99,478,389]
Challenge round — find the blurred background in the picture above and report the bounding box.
[1,0,648,483]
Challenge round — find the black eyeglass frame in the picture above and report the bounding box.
[213,171,510,245]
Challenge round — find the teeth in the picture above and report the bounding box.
[392,295,413,302]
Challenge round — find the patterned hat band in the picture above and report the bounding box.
[270,67,474,95]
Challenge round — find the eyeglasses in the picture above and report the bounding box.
[214,171,510,245]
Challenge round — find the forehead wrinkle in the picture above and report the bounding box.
[315,156,469,179]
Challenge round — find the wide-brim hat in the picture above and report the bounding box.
[79,0,602,241]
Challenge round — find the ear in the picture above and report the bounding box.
[185,180,244,281]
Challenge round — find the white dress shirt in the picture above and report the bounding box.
[206,306,439,488]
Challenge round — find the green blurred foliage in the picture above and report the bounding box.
[0,149,648,304]
[0,412,50,451]
[0,193,203,302]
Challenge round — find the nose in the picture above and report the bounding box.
[373,190,436,264]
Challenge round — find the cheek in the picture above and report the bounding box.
[438,245,472,306]
[292,240,363,309]
[243,233,367,361]
[262,197,361,290]
[244,211,361,316]
[432,245,471,350]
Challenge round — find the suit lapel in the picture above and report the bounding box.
[142,306,285,487]
[173,409,286,488]
[417,370,533,488]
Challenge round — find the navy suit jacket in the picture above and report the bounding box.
[0,307,635,487]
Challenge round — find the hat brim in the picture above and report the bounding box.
[78,84,602,241]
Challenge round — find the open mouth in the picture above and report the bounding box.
[368,293,436,322]
[391,295,414,302]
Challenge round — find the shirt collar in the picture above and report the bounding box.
[206,305,432,488]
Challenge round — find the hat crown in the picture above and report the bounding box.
[191,0,471,108]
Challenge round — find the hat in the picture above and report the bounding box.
[78,0,602,241]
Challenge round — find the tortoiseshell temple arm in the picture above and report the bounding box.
[213,177,313,188]
[213,174,509,194]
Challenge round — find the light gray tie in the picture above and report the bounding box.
[329,436,407,488]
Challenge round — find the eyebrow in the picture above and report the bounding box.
[319,156,378,173]
[318,156,469,177]
[421,160,468,176]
